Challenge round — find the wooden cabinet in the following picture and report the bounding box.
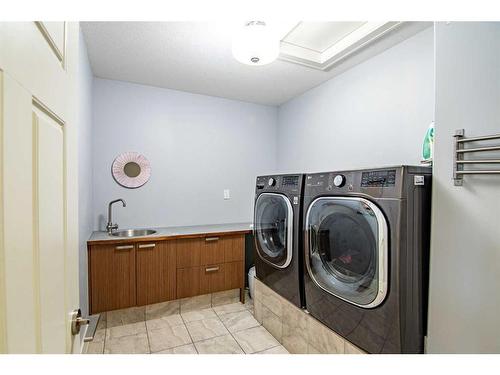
[224,261,244,290]
[136,241,176,306]
[199,263,226,294]
[88,232,247,313]
[176,238,202,298]
[89,243,136,313]
[177,267,200,298]
[176,238,201,268]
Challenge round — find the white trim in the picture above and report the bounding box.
[279,22,432,71]
[254,192,294,269]
[305,196,388,309]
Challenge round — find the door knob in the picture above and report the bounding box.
[71,308,90,335]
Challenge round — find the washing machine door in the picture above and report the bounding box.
[254,193,293,269]
[305,197,388,308]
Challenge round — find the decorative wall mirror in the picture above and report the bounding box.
[112,152,151,188]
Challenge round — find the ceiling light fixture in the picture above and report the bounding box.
[232,21,280,66]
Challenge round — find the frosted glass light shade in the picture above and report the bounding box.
[232,21,280,66]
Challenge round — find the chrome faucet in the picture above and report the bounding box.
[107,199,126,234]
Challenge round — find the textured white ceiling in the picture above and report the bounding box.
[81,22,430,106]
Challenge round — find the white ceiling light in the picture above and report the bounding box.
[232,21,280,66]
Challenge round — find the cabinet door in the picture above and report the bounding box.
[223,235,245,263]
[176,238,201,268]
[200,236,225,265]
[136,241,176,306]
[89,243,136,314]
[225,261,244,290]
[177,267,200,298]
[199,264,226,294]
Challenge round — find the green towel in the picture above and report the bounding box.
[422,121,435,162]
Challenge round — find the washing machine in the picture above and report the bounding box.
[303,166,432,353]
[253,174,305,308]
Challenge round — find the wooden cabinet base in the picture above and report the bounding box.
[88,233,246,314]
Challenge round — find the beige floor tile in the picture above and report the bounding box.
[180,294,212,313]
[254,278,264,302]
[282,327,308,354]
[307,318,344,354]
[194,334,244,354]
[146,314,184,331]
[262,305,282,342]
[86,341,104,354]
[255,345,289,354]
[104,333,150,354]
[262,290,283,318]
[307,344,321,354]
[219,310,260,333]
[182,308,217,322]
[253,299,263,324]
[212,289,240,307]
[282,302,308,353]
[243,293,254,310]
[153,343,197,354]
[96,312,106,330]
[185,317,229,342]
[344,341,366,354]
[146,300,180,320]
[93,329,106,343]
[213,302,247,316]
[148,324,192,352]
[233,326,280,354]
[107,306,145,328]
[106,321,146,340]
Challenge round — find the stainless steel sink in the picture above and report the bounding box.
[110,229,157,237]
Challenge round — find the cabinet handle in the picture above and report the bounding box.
[205,266,220,273]
[115,245,134,250]
[205,237,219,242]
[138,243,156,249]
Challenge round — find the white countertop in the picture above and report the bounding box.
[88,222,253,244]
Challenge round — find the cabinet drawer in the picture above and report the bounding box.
[200,234,245,265]
[199,263,225,294]
[177,267,200,298]
[176,238,202,268]
[89,243,136,314]
[200,236,225,265]
[223,235,245,263]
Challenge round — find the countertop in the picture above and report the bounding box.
[87,222,253,245]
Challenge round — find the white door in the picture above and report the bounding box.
[0,22,80,353]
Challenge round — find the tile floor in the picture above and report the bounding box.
[86,291,289,354]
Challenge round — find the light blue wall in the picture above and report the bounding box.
[77,28,94,317]
[276,27,435,173]
[92,79,278,230]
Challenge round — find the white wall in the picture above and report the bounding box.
[92,79,278,230]
[77,29,94,317]
[277,27,434,173]
[427,22,500,353]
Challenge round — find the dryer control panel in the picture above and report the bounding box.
[255,175,303,194]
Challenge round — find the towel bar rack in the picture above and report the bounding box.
[453,129,500,186]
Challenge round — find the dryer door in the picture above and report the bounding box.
[305,197,388,308]
[254,193,293,269]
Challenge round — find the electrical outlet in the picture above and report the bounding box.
[224,189,231,200]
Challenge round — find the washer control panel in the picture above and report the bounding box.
[361,169,396,187]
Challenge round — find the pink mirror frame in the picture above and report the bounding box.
[112,152,151,188]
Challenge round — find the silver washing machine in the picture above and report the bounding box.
[303,166,432,353]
